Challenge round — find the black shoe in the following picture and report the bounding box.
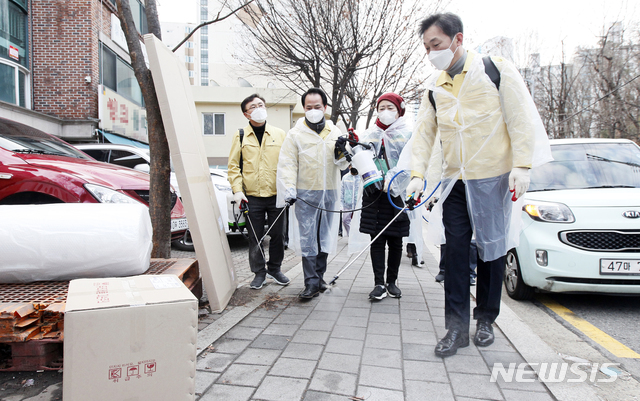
[470,276,476,286]
[435,272,445,283]
[386,282,402,298]
[474,320,494,347]
[267,271,290,286]
[319,280,329,292]
[411,255,419,266]
[250,273,267,289]
[299,285,320,299]
[369,285,387,300]
[434,329,470,357]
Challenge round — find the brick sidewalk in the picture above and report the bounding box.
[193,237,555,401]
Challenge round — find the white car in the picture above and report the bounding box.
[75,143,245,250]
[504,138,640,300]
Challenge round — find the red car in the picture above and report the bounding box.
[0,117,188,241]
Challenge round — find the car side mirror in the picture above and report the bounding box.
[134,163,151,173]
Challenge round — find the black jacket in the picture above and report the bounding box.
[359,190,410,237]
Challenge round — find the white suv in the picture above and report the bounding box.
[75,143,245,250]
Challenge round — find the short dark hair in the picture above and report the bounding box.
[418,13,463,39]
[301,88,328,107]
[241,94,266,113]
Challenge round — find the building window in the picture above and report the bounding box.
[0,58,27,107]
[202,113,225,136]
[101,45,144,106]
[201,79,208,86]
[0,0,28,68]
[186,41,194,49]
[201,64,208,73]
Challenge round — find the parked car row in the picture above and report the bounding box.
[0,117,188,244]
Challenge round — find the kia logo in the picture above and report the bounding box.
[622,210,640,219]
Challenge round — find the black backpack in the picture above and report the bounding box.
[428,55,501,111]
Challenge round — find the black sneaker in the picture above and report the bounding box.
[249,273,267,289]
[267,271,290,286]
[386,282,402,298]
[369,285,387,300]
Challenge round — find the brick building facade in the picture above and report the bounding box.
[0,0,147,142]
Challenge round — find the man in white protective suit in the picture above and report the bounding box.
[406,12,551,357]
[276,88,350,299]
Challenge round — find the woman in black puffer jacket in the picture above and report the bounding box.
[356,93,411,300]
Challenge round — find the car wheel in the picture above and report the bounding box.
[504,249,535,300]
[172,229,195,252]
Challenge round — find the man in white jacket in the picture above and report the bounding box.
[276,88,350,299]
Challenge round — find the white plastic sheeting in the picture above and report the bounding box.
[0,203,152,283]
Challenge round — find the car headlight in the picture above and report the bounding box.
[215,184,232,193]
[85,184,140,204]
[523,200,575,223]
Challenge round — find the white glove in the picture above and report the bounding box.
[233,192,248,205]
[508,167,530,200]
[383,176,390,193]
[406,177,424,200]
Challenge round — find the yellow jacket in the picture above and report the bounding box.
[227,123,286,197]
[411,50,535,181]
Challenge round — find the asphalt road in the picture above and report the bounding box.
[502,288,640,383]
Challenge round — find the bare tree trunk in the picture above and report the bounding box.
[116,0,172,258]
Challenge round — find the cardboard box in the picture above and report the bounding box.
[63,275,197,401]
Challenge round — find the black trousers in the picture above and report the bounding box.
[442,180,505,331]
[246,195,285,275]
[370,234,403,286]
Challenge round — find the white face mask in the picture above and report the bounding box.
[250,107,267,124]
[428,38,459,71]
[378,110,398,126]
[305,109,325,124]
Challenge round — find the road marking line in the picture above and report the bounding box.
[539,295,640,359]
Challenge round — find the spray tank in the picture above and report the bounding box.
[351,145,383,196]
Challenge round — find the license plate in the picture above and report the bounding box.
[600,259,640,275]
[171,218,189,232]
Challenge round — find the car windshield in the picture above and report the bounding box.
[0,120,90,160]
[529,142,640,191]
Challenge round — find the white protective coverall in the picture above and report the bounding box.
[348,117,425,258]
[411,51,553,261]
[276,118,349,257]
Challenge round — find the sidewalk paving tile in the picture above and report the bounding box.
[324,338,364,355]
[291,329,331,345]
[308,369,357,396]
[368,312,400,324]
[195,371,218,396]
[253,376,308,401]
[317,352,361,374]
[361,348,402,369]
[281,342,324,360]
[234,348,281,366]
[356,386,404,401]
[403,360,449,383]
[367,321,401,335]
[448,373,504,400]
[365,333,402,350]
[501,389,555,401]
[263,323,299,336]
[444,354,492,375]
[225,326,264,341]
[250,334,291,350]
[402,329,438,345]
[405,380,455,401]
[330,325,367,341]
[212,338,251,354]
[196,352,236,372]
[199,384,254,401]
[302,391,352,401]
[269,357,317,379]
[217,363,269,386]
[358,365,404,390]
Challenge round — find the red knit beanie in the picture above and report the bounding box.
[376,92,406,117]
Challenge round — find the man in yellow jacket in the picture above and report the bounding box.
[228,94,290,290]
[407,13,551,357]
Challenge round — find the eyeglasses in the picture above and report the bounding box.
[247,104,265,112]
